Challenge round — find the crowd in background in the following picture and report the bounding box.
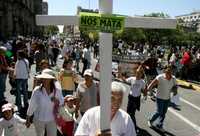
[0,35,199,135]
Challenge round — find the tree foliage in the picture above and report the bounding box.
[80,12,200,47]
[44,25,59,36]
[144,12,170,18]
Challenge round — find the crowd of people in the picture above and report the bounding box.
[0,36,198,136]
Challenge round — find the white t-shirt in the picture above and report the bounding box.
[156,74,176,100]
[75,106,136,136]
[14,59,29,79]
[126,77,145,97]
[82,48,91,62]
[0,114,26,136]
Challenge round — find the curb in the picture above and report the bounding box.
[177,79,200,92]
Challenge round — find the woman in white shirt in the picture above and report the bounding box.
[26,69,63,136]
[126,65,145,133]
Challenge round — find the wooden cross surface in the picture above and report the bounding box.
[36,0,176,132]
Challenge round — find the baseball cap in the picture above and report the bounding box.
[84,69,93,76]
[2,103,13,112]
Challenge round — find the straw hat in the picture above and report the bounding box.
[35,68,56,79]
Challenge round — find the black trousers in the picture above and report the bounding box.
[127,95,141,130]
[81,58,88,76]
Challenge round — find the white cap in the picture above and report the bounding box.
[2,103,13,112]
[83,69,93,76]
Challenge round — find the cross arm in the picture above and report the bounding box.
[125,17,177,29]
[36,15,79,26]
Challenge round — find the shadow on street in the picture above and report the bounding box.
[151,127,176,136]
[137,127,152,136]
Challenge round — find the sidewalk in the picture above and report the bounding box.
[177,79,200,92]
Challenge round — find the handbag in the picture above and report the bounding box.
[52,89,66,126]
[52,89,60,123]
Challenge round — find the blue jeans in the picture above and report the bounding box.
[0,73,7,100]
[150,98,170,128]
[16,79,28,109]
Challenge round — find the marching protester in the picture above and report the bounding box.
[75,81,136,136]
[74,45,82,73]
[8,62,16,96]
[0,46,9,102]
[26,69,64,136]
[0,103,26,136]
[76,69,99,116]
[126,65,146,133]
[146,65,177,132]
[58,95,80,136]
[58,58,78,96]
[33,59,50,89]
[34,44,47,73]
[14,50,30,112]
[81,45,91,76]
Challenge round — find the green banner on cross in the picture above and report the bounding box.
[79,12,125,33]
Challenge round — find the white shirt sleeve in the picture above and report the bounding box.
[156,74,162,82]
[14,114,26,124]
[126,77,133,83]
[74,110,90,136]
[55,87,64,106]
[13,61,19,76]
[142,80,146,90]
[125,116,137,136]
[27,89,38,116]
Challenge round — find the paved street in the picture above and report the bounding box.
[4,56,200,136]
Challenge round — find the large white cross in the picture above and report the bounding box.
[36,0,176,132]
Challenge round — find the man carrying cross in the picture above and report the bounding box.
[74,81,136,136]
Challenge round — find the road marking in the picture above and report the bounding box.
[180,98,200,112]
[168,108,200,132]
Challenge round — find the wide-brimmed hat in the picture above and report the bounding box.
[2,103,13,112]
[35,68,56,79]
[84,69,93,76]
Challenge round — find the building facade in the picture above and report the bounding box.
[0,0,45,40]
[42,2,48,15]
[63,6,99,37]
[176,11,200,32]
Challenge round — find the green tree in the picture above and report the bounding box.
[144,12,170,18]
[44,25,59,36]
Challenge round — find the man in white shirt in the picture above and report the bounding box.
[14,50,29,111]
[75,81,136,136]
[146,65,177,132]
